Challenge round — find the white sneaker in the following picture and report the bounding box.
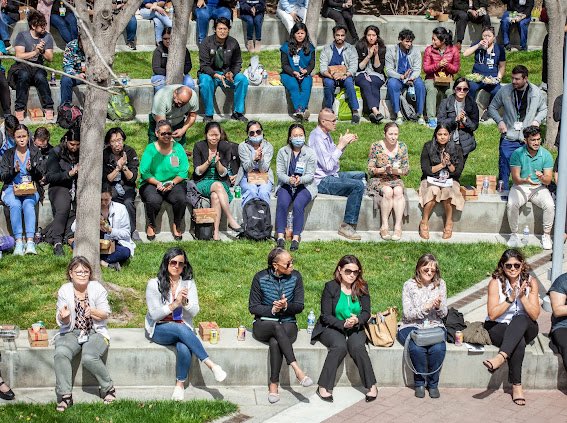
[507,233,520,248]
[171,385,184,401]
[417,116,426,126]
[211,365,227,382]
[542,233,553,250]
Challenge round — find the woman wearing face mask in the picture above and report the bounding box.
[418,123,464,240]
[235,120,274,206]
[274,124,317,251]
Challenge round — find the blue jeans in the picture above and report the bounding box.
[50,12,78,44]
[500,11,531,49]
[101,244,131,265]
[323,76,358,111]
[139,8,172,43]
[280,74,312,111]
[355,73,384,111]
[152,322,209,381]
[397,326,446,389]
[60,76,84,104]
[240,13,264,41]
[499,136,523,191]
[387,77,425,115]
[275,184,312,235]
[468,81,501,103]
[0,12,16,42]
[125,15,137,42]
[1,185,39,239]
[240,175,273,206]
[151,74,195,92]
[317,171,365,225]
[194,5,232,43]
[198,73,248,117]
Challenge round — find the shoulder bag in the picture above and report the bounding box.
[403,327,446,375]
[364,307,398,347]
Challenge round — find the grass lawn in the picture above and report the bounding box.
[0,399,237,423]
[0,241,539,329]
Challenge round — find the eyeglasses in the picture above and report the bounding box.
[504,263,522,270]
[73,270,90,276]
[276,260,294,269]
[455,87,469,93]
[160,132,173,137]
[420,268,436,274]
[248,129,262,136]
[343,269,360,276]
[169,259,186,268]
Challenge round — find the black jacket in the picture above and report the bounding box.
[0,145,45,199]
[451,0,488,12]
[44,145,79,189]
[355,42,386,75]
[36,143,54,178]
[554,94,562,148]
[322,0,353,16]
[310,280,371,343]
[198,35,243,77]
[152,42,192,76]
[505,0,534,16]
[191,140,232,183]
[437,94,479,156]
[102,144,139,188]
[420,140,465,182]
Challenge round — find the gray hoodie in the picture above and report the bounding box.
[319,42,358,76]
[385,44,422,81]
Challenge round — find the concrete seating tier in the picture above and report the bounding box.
[8,15,546,51]
[0,191,548,236]
[1,329,564,389]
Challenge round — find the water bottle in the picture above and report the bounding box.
[234,185,241,198]
[307,310,315,334]
[285,211,293,240]
[262,70,268,86]
[522,225,530,246]
[49,72,56,86]
[482,177,489,195]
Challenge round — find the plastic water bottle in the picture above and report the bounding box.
[262,70,268,86]
[307,310,316,334]
[49,72,56,86]
[482,177,489,195]
[522,225,530,246]
[286,211,293,230]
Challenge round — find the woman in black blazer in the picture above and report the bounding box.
[311,255,378,403]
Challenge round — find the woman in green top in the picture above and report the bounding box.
[310,255,378,403]
[192,122,243,241]
[139,120,189,241]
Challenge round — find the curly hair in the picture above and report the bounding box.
[491,249,531,294]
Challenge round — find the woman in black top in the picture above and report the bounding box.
[151,27,194,92]
[322,0,358,42]
[418,123,464,240]
[249,248,313,403]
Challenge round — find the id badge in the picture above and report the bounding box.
[292,55,300,67]
[486,57,494,69]
[172,306,183,320]
[170,155,179,167]
[22,175,31,183]
[295,160,306,176]
[514,121,523,131]
[59,6,66,16]
[77,330,89,345]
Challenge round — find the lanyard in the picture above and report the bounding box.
[514,88,527,119]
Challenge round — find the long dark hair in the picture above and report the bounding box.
[286,123,305,146]
[413,253,441,288]
[61,127,81,163]
[334,255,369,300]
[288,22,312,56]
[432,26,453,46]
[428,122,459,166]
[356,25,385,51]
[492,249,531,294]
[157,247,194,304]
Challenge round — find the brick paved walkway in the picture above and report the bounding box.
[323,387,567,423]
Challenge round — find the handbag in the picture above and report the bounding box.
[403,327,446,376]
[364,307,398,347]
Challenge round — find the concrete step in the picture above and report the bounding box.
[0,190,549,236]
[1,328,564,390]
[8,14,547,51]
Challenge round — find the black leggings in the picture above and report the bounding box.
[551,328,567,374]
[139,183,187,230]
[484,315,538,384]
[47,185,75,245]
[252,320,298,384]
[324,8,358,41]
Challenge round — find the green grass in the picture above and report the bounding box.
[0,241,539,329]
[0,399,237,423]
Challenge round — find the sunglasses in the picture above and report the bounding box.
[160,132,173,137]
[276,260,294,269]
[343,268,360,276]
[455,87,469,93]
[248,129,262,137]
[420,268,436,274]
[504,263,522,270]
[169,259,186,268]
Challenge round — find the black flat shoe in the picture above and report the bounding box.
[230,226,244,234]
[174,234,183,241]
[316,388,333,403]
[428,387,440,398]
[0,382,15,400]
[414,386,425,398]
[146,233,156,241]
[365,394,377,402]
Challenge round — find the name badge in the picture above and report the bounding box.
[59,6,66,16]
[486,56,494,69]
[172,306,183,320]
[162,53,168,58]
[514,121,523,131]
[295,160,306,175]
[170,156,179,167]
[292,55,300,67]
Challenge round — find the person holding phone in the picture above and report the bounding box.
[276,0,308,34]
[146,247,227,401]
[482,249,539,406]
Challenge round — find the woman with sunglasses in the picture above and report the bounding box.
[482,249,539,406]
[54,256,115,411]
[397,253,447,399]
[437,77,479,165]
[235,121,274,206]
[249,247,313,403]
[311,255,378,403]
[146,247,227,401]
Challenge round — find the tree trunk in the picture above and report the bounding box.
[305,0,324,48]
[545,0,567,148]
[167,0,194,84]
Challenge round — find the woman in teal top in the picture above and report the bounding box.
[139,120,189,241]
[310,255,378,403]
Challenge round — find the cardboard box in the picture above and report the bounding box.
[28,328,48,347]
[476,175,497,194]
[100,239,115,254]
[198,322,219,342]
[247,171,269,185]
[460,185,478,200]
[193,208,217,224]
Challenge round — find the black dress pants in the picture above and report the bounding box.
[325,9,358,41]
[14,67,54,112]
[46,185,75,245]
[253,320,298,383]
[140,183,187,230]
[452,10,491,43]
[551,328,567,374]
[0,70,11,116]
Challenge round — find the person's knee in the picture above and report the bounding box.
[17,70,31,83]
[330,342,348,357]
[381,186,393,199]
[211,181,223,192]
[234,73,248,88]
[54,346,74,362]
[393,186,404,198]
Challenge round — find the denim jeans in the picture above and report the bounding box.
[125,15,137,42]
[1,185,39,239]
[500,11,531,49]
[139,8,172,43]
[14,67,54,112]
[468,81,501,103]
[240,175,273,206]
[240,13,264,41]
[397,326,446,389]
[151,74,195,93]
[0,12,16,42]
[50,12,78,44]
[101,244,131,265]
[194,5,232,43]
[198,72,249,117]
[317,171,365,225]
[355,73,384,112]
[275,184,312,234]
[498,136,523,191]
[386,77,425,115]
[323,76,358,111]
[152,322,209,381]
[60,76,84,104]
[280,74,312,111]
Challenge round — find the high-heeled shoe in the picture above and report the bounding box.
[0,381,15,400]
[419,222,429,240]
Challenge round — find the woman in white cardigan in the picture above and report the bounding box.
[54,256,115,412]
[145,247,227,401]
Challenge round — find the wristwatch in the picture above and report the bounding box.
[505,296,513,304]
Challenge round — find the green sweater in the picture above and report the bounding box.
[139,142,189,186]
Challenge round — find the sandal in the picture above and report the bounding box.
[512,384,526,406]
[56,394,73,412]
[419,221,429,240]
[442,222,453,239]
[380,227,391,240]
[391,229,402,241]
[102,387,116,404]
[483,351,507,373]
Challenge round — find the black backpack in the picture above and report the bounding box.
[57,102,83,129]
[239,199,273,241]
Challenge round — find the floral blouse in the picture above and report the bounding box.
[367,141,409,183]
[399,278,448,331]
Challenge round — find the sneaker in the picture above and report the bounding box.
[507,233,520,248]
[542,234,553,250]
[126,41,137,50]
[108,262,122,271]
[293,109,303,121]
[231,112,248,122]
[203,115,214,123]
[25,241,37,255]
[54,243,64,256]
[418,116,426,126]
[395,112,404,125]
[211,365,227,382]
[276,238,285,249]
[13,241,25,256]
[351,113,360,124]
[368,112,384,124]
[302,109,310,121]
[290,240,300,251]
[480,110,489,122]
[338,223,361,241]
[171,386,184,401]
[428,117,437,129]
